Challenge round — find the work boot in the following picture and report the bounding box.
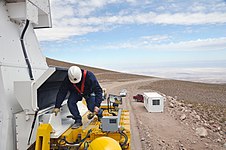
[71,121,82,129]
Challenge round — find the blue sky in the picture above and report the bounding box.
[35,0,226,83]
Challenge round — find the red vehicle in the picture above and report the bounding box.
[133,94,144,102]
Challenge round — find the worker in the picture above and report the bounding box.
[52,66,103,129]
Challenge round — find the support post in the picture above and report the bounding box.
[35,124,52,150]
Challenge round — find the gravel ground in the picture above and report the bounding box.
[139,79,226,106]
[102,79,226,150]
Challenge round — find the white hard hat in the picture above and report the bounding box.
[68,66,82,83]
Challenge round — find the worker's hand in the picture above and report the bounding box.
[52,108,60,116]
[94,106,99,114]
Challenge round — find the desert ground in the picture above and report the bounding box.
[47,58,226,150]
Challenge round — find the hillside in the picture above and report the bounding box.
[46,57,151,83]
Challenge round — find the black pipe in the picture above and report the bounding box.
[119,130,128,148]
[20,19,34,80]
[27,109,39,145]
[61,129,92,145]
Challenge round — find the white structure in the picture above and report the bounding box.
[143,92,164,112]
[0,1,89,150]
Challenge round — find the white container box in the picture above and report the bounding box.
[143,92,164,112]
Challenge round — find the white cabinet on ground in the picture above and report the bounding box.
[143,92,164,112]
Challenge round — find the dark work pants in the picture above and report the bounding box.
[67,92,95,122]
